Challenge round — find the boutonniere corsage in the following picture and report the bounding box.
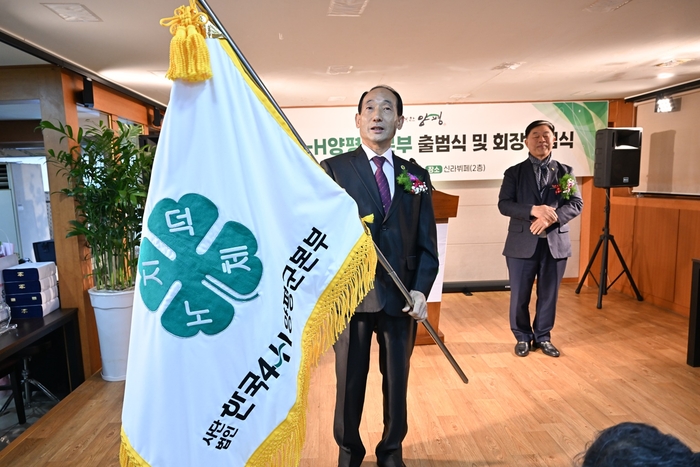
[397,166,428,194]
[552,174,577,200]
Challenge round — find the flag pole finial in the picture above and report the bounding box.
[160,0,213,82]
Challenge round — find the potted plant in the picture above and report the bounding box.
[40,120,154,381]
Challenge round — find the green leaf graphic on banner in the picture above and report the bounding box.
[583,101,608,124]
[138,193,262,337]
[535,102,608,173]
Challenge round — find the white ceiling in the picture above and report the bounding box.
[1,0,700,116]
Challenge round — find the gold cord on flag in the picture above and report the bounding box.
[160,0,212,82]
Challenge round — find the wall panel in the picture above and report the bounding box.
[632,206,678,303]
[607,196,700,316]
[675,210,700,311]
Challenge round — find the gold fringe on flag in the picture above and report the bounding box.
[247,231,377,467]
[159,0,212,82]
[120,427,150,467]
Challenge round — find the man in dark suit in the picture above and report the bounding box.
[321,85,439,467]
[498,120,583,358]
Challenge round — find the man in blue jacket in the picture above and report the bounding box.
[498,120,583,358]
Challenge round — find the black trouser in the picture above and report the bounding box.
[506,238,567,343]
[333,311,416,467]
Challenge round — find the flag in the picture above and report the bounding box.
[120,4,376,466]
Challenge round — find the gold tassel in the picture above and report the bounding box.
[166,25,187,81]
[160,0,212,82]
[186,24,212,81]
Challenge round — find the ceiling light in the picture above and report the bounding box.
[570,90,598,96]
[584,0,634,12]
[42,3,102,22]
[327,65,353,75]
[101,69,171,86]
[492,62,524,70]
[654,59,692,68]
[328,0,370,17]
[657,72,674,79]
[654,96,681,113]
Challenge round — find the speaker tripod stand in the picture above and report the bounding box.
[575,187,643,308]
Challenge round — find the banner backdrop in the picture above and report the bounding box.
[286,101,608,181]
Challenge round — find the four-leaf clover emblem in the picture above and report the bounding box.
[138,193,263,337]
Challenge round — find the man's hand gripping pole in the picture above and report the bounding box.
[373,242,468,384]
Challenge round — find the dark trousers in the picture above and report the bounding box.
[506,238,567,343]
[333,311,416,467]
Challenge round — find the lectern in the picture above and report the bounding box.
[416,190,459,346]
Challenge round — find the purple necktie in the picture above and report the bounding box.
[372,156,391,214]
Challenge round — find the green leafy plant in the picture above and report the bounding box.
[40,120,155,290]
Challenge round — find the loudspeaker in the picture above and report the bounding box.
[79,77,94,108]
[593,127,642,188]
[152,107,162,127]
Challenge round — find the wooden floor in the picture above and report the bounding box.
[1,284,699,466]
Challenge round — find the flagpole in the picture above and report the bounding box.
[196,0,311,154]
[373,244,469,384]
[196,0,467,384]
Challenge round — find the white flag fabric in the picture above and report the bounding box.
[120,19,375,467]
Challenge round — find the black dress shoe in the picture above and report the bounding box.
[533,341,560,357]
[514,341,530,357]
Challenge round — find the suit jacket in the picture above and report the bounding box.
[498,157,583,259]
[321,147,439,317]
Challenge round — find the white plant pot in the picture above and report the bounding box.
[88,288,134,382]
